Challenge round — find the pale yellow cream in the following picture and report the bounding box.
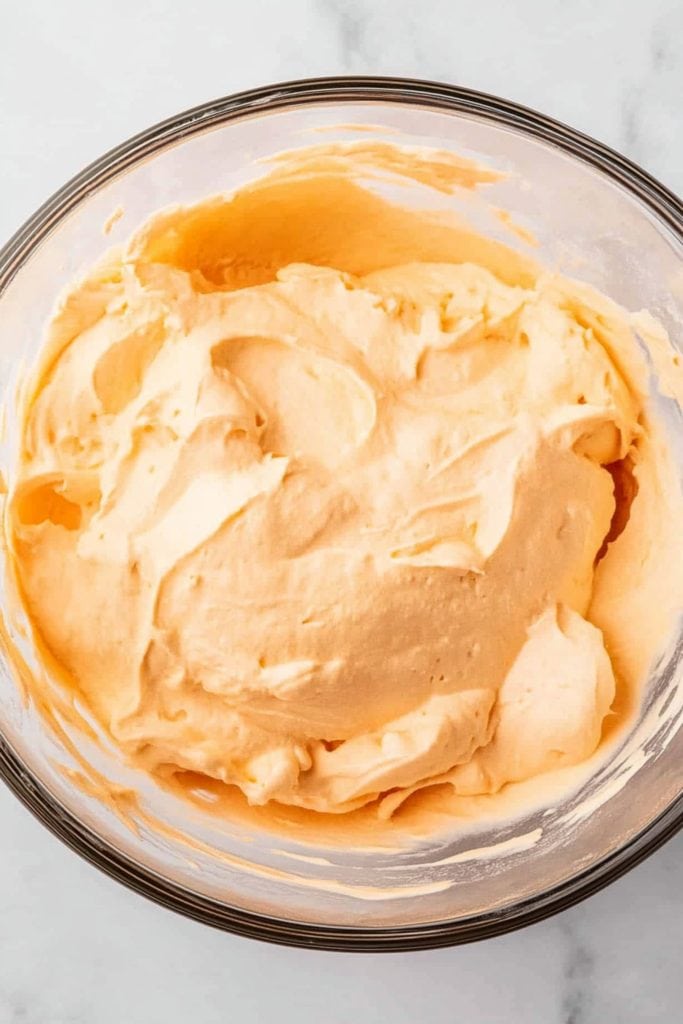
[6,143,680,826]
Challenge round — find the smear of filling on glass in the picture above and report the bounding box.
[5,141,682,829]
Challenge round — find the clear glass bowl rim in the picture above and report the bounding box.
[0,75,681,952]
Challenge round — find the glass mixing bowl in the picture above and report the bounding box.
[0,77,681,951]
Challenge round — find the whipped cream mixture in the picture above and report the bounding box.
[6,142,681,829]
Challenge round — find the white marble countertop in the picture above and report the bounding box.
[1,1,681,1021]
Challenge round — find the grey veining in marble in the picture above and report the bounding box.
[1,1,682,1022]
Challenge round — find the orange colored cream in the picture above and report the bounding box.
[6,142,682,825]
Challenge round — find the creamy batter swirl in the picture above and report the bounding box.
[7,143,678,821]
